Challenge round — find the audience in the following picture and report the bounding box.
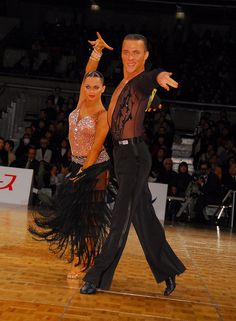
[156,158,177,196]
[175,162,192,198]
[15,146,40,189]
[1,98,236,224]
[222,163,236,191]
[4,140,16,166]
[2,21,235,104]
[193,161,222,223]
[1,16,235,223]
[0,137,8,166]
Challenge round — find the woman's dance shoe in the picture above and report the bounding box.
[67,271,82,279]
[80,282,97,294]
[164,276,176,296]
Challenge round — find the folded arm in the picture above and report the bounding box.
[82,111,109,170]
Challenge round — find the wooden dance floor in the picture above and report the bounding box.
[0,205,235,321]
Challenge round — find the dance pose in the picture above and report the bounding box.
[81,34,186,296]
[29,33,114,278]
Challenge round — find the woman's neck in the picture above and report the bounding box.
[77,98,102,114]
[86,99,101,108]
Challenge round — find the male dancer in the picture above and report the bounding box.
[80,34,186,296]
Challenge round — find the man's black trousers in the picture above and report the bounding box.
[84,140,186,289]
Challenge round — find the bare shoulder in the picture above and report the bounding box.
[96,107,108,118]
[96,108,108,128]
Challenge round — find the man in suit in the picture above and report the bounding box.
[156,158,177,196]
[17,146,39,188]
[194,161,222,223]
[222,162,236,191]
[35,137,52,188]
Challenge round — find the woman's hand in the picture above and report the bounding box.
[88,32,113,52]
[69,166,84,182]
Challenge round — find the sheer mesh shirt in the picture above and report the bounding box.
[111,69,161,140]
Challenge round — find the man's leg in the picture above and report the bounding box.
[83,144,151,290]
[132,184,186,283]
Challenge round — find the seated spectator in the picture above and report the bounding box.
[65,97,76,117]
[36,137,53,189]
[34,119,48,143]
[49,162,69,195]
[32,109,47,128]
[4,140,16,166]
[160,118,175,147]
[156,158,177,196]
[218,139,236,169]
[176,162,192,198]
[15,134,32,161]
[16,146,40,188]
[45,98,57,121]
[22,125,36,147]
[50,87,65,110]
[209,154,222,180]
[198,143,216,164]
[36,137,53,164]
[56,110,66,122]
[194,161,222,223]
[222,162,236,191]
[24,126,34,138]
[167,162,193,221]
[61,162,70,177]
[49,164,60,195]
[44,130,54,150]
[151,147,166,178]
[54,120,68,145]
[53,138,70,166]
[151,135,170,159]
[0,137,8,166]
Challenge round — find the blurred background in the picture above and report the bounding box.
[0,0,235,225]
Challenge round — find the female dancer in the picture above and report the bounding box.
[29,33,114,279]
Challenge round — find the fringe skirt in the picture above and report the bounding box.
[28,160,116,270]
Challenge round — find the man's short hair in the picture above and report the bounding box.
[123,34,148,51]
[199,160,210,170]
[28,146,36,152]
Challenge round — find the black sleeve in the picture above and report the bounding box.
[136,68,164,95]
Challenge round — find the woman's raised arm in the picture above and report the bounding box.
[77,32,113,105]
[85,32,113,74]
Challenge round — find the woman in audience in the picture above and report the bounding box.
[4,140,16,166]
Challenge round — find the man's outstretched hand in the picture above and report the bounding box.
[157,72,178,91]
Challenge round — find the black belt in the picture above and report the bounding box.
[113,136,143,146]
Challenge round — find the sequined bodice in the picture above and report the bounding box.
[69,108,109,164]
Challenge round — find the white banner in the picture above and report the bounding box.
[0,166,33,205]
[148,182,168,224]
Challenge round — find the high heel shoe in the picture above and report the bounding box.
[164,276,176,296]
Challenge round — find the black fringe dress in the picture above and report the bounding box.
[29,108,115,270]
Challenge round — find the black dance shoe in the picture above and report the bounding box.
[164,276,176,296]
[80,282,97,294]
